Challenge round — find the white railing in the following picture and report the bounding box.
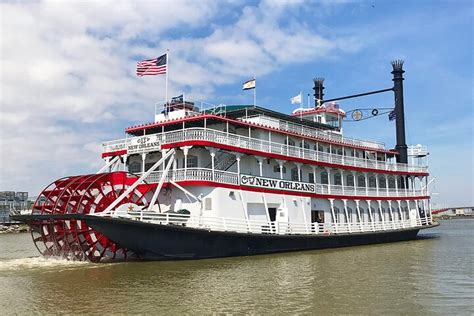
[141,168,426,197]
[115,211,432,236]
[102,128,428,173]
[239,114,385,150]
[145,168,239,185]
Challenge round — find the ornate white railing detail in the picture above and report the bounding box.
[113,211,431,235]
[141,168,427,197]
[240,114,385,149]
[102,128,428,173]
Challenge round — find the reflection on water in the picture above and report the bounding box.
[0,220,472,314]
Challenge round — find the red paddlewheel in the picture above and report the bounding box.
[30,172,155,262]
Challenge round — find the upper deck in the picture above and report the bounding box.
[102,104,428,176]
[125,104,391,153]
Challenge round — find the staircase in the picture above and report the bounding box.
[206,150,237,171]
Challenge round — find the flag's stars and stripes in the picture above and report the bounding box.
[136,53,167,76]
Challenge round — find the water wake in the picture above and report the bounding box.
[0,256,89,272]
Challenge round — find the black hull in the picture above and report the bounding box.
[83,216,438,261]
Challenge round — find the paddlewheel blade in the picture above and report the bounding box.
[29,172,154,262]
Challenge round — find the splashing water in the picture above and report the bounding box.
[0,256,90,273]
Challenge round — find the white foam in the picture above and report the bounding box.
[0,256,90,272]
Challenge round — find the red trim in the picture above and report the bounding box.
[125,114,398,155]
[102,149,127,158]
[162,180,429,201]
[161,140,429,177]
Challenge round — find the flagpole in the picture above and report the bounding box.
[165,49,169,104]
[253,75,256,107]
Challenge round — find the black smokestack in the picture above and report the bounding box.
[391,60,408,164]
[313,78,324,107]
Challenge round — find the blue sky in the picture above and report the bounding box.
[1,0,472,206]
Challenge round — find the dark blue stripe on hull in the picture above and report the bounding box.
[84,216,432,261]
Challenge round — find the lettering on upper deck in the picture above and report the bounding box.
[127,135,161,154]
[240,175,316,193]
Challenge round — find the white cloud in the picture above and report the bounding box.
[0,0,361,195]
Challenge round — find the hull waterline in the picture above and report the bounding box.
[83,215,439,261]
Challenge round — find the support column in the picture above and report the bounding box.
[398,200,405,228]
[276,159,285,180]
[122,155,128,171]
[329,198,337,233]
[326,167,332,194]
[395,175,399,196]
[343,199,351,233]
[256,157,264,177]
[385,176,389,197]
[355,200,363,231]
[367,200,375,231]
[341,171,345,195]
[141,153,147,174]
[388,200,395,229]
[365,173,369,196]
[312,166,317,184]
[352,171,357,196]
[377,200,385,230]
[295,162,302,182]
[375,174,380,197]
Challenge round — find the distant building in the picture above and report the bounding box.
[0,191,29,223]
[455,208,465,216]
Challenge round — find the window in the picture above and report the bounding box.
[273,165,286,173]
[369,176,376,188]
[321,171,329,184]
[379,176,386,188]
[301,142,310,149]
[334,173,342,185]
[285,138,295,146]
[337,148,343,155]
[388,177,396,188]
[291,168,300,181]
[347,207,354,223]
[129,161,141,173]
[187,155,198,168]
[309,173,315,183]
[346,174,354,186]
[317,144,324,152]
[358,175,366,187]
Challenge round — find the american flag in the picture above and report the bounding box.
[136,53,167,76]
[389,109,396,121]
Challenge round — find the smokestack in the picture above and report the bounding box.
[391,60,408,164]
[313,78,324,107]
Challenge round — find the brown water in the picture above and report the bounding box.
[0,220,472,315]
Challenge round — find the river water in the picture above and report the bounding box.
[0,220,472,314]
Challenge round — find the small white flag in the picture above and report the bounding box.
[291,93,302,104]
[242,79,256,90]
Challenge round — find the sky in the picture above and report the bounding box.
[0,0,472,207]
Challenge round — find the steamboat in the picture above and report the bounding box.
[14,60,438,262]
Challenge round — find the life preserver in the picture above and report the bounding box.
[372,109,379,116]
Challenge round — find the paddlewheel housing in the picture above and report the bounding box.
[30,172,154,262]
